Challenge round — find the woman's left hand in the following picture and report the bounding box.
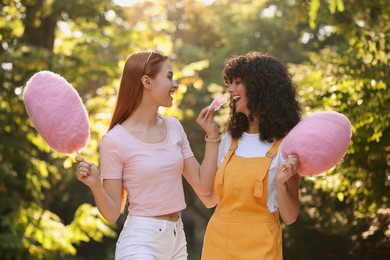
[276,155,299,187]
[196,107,219,138]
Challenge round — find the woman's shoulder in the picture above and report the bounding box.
[102,124,127,144]
[222,132,232,142]
[220,133,232,148]
[105,124,124,136]
[161,115,183,130]
[162,115,179,124]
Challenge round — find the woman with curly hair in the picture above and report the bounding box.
[200,51,302,259]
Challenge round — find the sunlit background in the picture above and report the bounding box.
[113,0,215,6]
[0,0,389,259]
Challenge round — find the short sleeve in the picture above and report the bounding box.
[100,135,123,179]
[171,117,193,159]
[218,133,231,166]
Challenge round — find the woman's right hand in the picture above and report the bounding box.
[75,156,101,189]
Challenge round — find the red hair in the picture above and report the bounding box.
[108,50,168,212]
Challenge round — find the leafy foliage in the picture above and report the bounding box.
[275,0,389,258]
[0,0,123,258]
[1,0,388,259]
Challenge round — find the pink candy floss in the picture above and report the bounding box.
[281,111,352,177]
[23,71,90,154]
[205,96,227,118]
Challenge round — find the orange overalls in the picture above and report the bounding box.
[202,138,283,260]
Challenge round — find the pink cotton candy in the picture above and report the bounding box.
[23,71,90,155]
[205,96,227,118]
[281,111,352,177]
[209,96,227,111]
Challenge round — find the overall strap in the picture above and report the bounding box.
[216,138,238,185]
[253,138,284,197]
[266,138,284,158]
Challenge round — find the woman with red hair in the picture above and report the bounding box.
[75,49,219,259]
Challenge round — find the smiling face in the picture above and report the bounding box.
[227,77,250,116]
[148,61,178,107]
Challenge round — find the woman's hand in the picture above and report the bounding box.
[276,155,299,188]
[75,156,122,223]
[196,107,219,138]
[276,154,301,225]
[75,156,101,189]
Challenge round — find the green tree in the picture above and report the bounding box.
[267,0,389,258]
[0,0,130,258]
[166,0,390,258]
[2,0,388,259]
[1,0,210,258]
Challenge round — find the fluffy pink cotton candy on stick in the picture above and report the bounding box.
[204,96,227,118]
[281,111,352,177]
[23,71,90,155]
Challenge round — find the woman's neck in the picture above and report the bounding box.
[247,119,259,134]
[121,107,166,144]
[123,105,161,129]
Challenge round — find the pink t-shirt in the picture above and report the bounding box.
[99,116,194,216]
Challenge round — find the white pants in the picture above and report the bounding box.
[115,215,188,260]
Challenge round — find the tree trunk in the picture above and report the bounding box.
[23,0,57,50]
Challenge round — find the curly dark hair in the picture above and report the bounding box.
[223,51,302,142]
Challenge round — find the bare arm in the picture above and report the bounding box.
[276,155,301,225]
[76,157,122,223]
[182,107,220,208]
[183,157,219,208]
